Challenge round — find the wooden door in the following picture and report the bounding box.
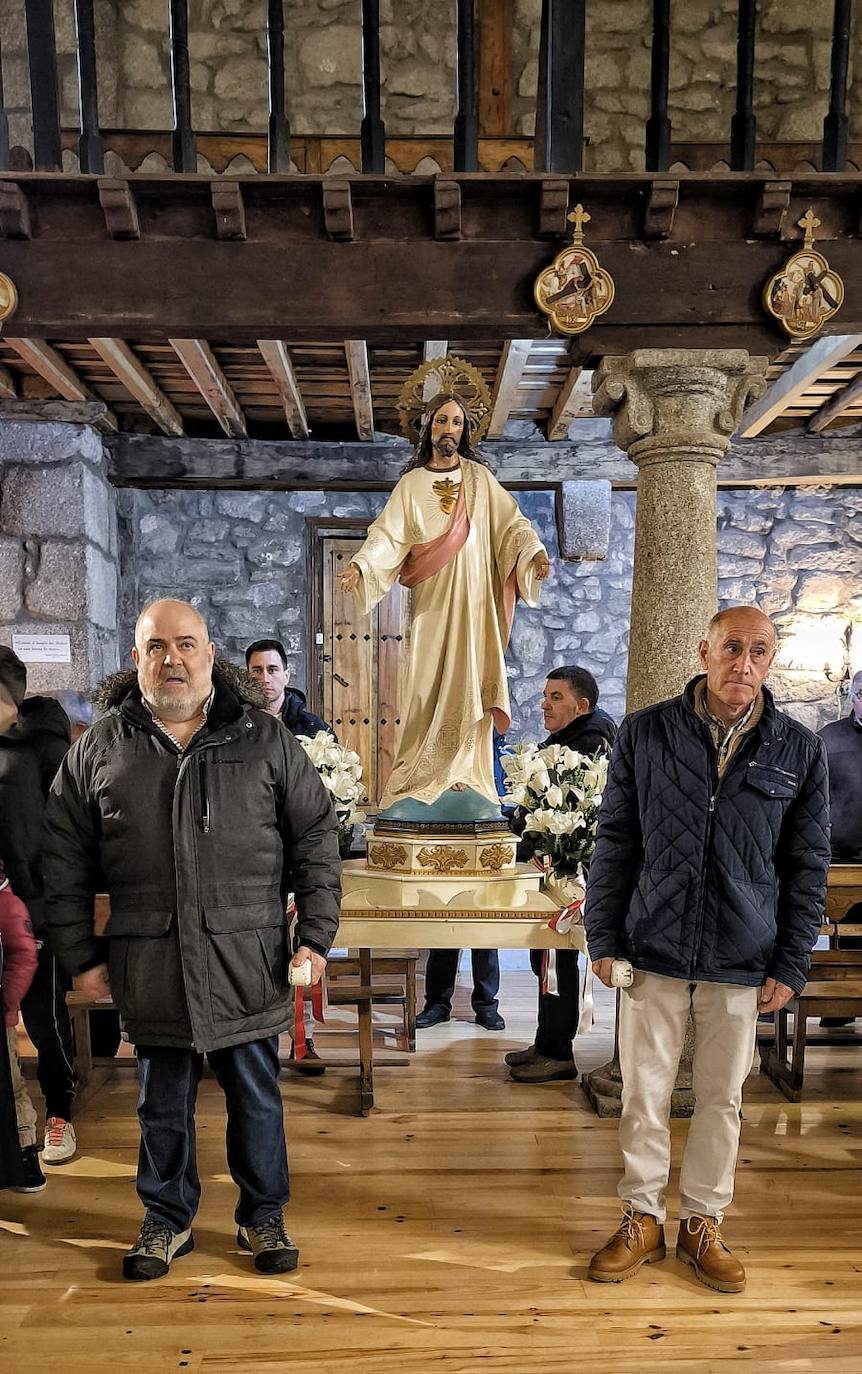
[319,535,410,810]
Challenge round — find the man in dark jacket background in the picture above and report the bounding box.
[245,638,334,739]
[0,647,78,1164]
[584,606,829,1294]
[819,669,862,861]
[506,665,616,1083]
[44,600,342,1283]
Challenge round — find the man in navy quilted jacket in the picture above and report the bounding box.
[584,606,829,1295]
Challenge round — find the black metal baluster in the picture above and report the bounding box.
[267,0,290,172]
[0,28,10,172]
[74,0,104,174]
[645,0,671,171]
[730,0,757,171]
[23,0,62,170]
[360,0,385,173]
[534,0,584,173]
[169,0,195,172]
[454,0,478,172]
[822,0,852,171]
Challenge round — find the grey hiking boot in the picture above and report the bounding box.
[122,1213,194,1281]
[237,1211,299,1274]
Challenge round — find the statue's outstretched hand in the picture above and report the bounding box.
[532,551,551,581]
[338,564,361,593]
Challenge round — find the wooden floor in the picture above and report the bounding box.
[2,971,862,1373]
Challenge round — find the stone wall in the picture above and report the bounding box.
[0,422,120,692]
[0,1,857,171]
[116,481,862,738]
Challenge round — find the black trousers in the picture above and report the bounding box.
[529,948,580,1061]
[423,950,500,1014]
[20,940,77,1120]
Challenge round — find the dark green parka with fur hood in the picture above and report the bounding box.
[42,662,341,1051]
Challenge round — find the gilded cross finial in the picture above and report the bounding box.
[798,207,820,250]
[567,203,591,246]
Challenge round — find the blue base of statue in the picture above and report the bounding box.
[374,788,507,837]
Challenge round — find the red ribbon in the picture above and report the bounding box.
[292,978,325,1061]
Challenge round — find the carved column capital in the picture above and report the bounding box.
[593,349,768,469]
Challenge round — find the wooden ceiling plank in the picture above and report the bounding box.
[170,339,247,438]
[808,369,862,433]
[6,338,118,431]
[257,340,309,438]
[345,340,374,440]
[737,334,862,438]
[487,339,533,439]
[89,337,184,436]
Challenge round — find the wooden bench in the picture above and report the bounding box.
[760,930,862,1101]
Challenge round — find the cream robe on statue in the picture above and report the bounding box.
[350,457,546,810]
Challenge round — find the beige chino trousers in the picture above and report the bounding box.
[617,970,759,1224]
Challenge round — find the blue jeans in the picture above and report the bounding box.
[135,1036,289,1234]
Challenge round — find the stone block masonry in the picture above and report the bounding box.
[0,423,120,693]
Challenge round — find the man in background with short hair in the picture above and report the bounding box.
[245,639,334,739]
[506,665,616,1083]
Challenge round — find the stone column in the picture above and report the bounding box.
[582,350,768,1117]
[0,422,120,692]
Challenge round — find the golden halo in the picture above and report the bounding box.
[0,272,18,323]
[397,355,492,444]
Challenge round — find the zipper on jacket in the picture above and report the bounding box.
[200,759,211,834]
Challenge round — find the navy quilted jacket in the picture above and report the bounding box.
[584,677,830,994]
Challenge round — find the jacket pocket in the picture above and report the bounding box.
[105,910,185,1028]
[203,903,287,1021]
[746,762,798,800]
[712,878,777,975]
[627,865,692,964]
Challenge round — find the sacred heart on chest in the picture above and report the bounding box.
[432,477,461,515]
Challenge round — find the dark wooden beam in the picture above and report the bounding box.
[535,0,585,173]
[266,0,290,174]
[360,0,385,174]
[211,181,246,240]
[24,0,61,170]
[730,0,757,172]
[105,430,862,493]
[807,369,862,433]
[0,27,10,172]
[98,179,140,239]
[4,174,862,352]
[822,0,852,172]
[454,0,479,172]
[169,0,195,173]
[73,0,104,174]
[0,399,109,424]
[645,0,671,172]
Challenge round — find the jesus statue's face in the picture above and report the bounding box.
[428,399,465,467]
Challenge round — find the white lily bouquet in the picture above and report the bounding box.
[501,742,609,899]
[296,731,367,850]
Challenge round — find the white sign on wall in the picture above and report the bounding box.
[11,633,72,664]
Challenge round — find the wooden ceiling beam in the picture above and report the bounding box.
[0,365,16,399]
[257,339,309,438]
[547,366,594,440]
[89,337,183,436]
[345,340,374,440]
[737,334,862,438]
[807,369,862,433]
[6,338,118,431]
[169,339,247,438]
[487,339,532,439]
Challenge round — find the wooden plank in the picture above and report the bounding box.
[345,340,374,440]
[737,334,862,437]
[0,400,112,423]
[478,0,513,137]
[0,365,16,399]
[6,338,118,430]
[487,339,532,438]
[106,430,862,491]
[89,337,184,437]
[807,369,862,432]
[257,339,309,438]
[546,365,591,439]
[169,338,247,438]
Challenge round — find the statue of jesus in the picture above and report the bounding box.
[338,372,549,821]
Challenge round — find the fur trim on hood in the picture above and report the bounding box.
[91,658,268,713]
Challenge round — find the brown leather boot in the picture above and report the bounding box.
[676,1216,746,1293]
[587,1205,666,1283]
